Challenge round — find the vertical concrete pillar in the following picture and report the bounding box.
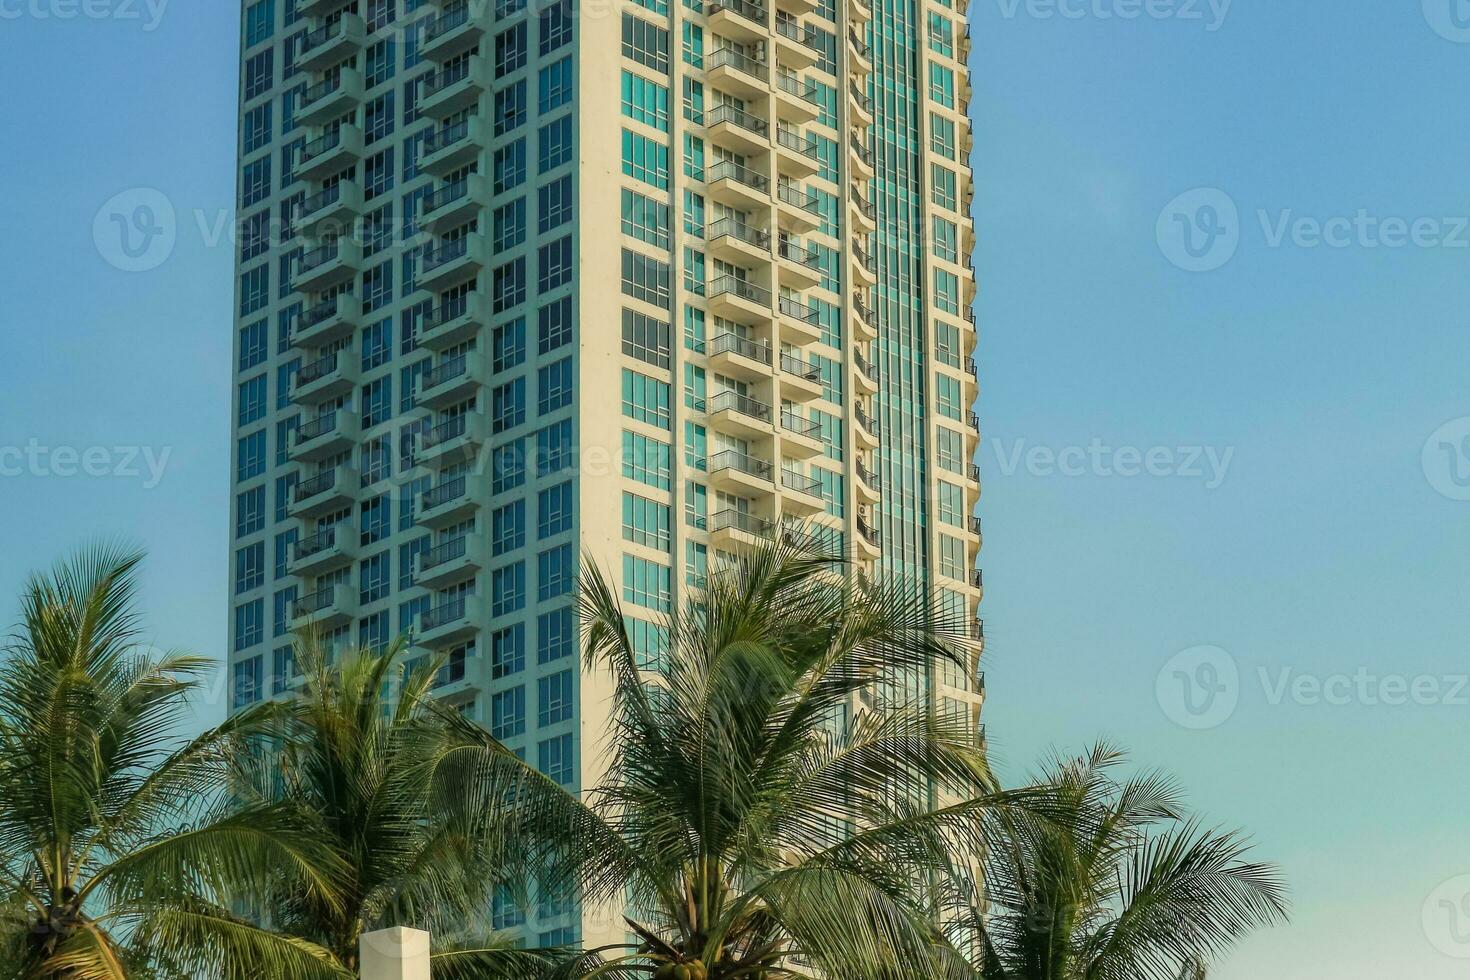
[360,927,431,980]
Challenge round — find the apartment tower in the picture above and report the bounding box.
[228,0,982,947]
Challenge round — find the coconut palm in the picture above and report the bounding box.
[941,744,1288,980]
[542,539,1013,980]
[0,546,344,980]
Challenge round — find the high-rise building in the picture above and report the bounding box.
[229,0,981,947]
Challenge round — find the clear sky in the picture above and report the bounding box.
[2,2,1469,977]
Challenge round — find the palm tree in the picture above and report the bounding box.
[547,540,1011,979]
[235,629,593,979]
[0,546,344,980]
[942,744,1288,980]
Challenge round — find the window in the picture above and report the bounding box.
[495,22,527,77]
[365,91,396,142]
[936,322,962,368]
[621,14,670,73]
[240,264,270,316]
[538,670,574,727]
[621,129,669,189]
[365,38,397,86]
[538,544,574,600]
[538,176,573,233]
[494,80,527,136]
[936,426,965,475]
[628,617,669,672]
[493,316,527,372]
[620,189,670,249]
[934,268,960,315]
[537,236,573,291]
[492,562,526,616]
[936,374,963,421]
[932,163,958,211]
[930,113,956,160]
[681,77,703,123]
[492,441,526,494]
[621,309,670,368]
[681,21,703,67]
[538,57,573,112]
[492,500,527,556]
[233,656,263,708]
[938,481,964,527]
[492,686,526,739]
[538,607,574,663]
[243,103,272,153]
[621,370,671,429]
[361,494,391,544]
[234,599,264,652]
[538,115,573,172]
[932,216,959,263]
[359,553,390,604]
[622,555,671,612]
[928,11,954,57]
[538,733,574,785]
[538,482,574,538]
[928,63,955,109]
[238,375,267,427]
[536,419,574,475]
[538,358,573,415]
[493,257,527,313]
[622,493,671,551]
[621,431,670,489]
[236,486,265,538]
[621,70,670,131]
[939,534,967,580]
[620,248,671,308]
[237,431,266,481]
[244,0,274,47]
[492,625,526,678]
[235,543,265,594]
[363,318,393,370]
[493,377,527,432]
[493,137,526,194]
[539,0,573,53]
[244,49,274,100]
[539,296,573,353]
[362,376,393,428]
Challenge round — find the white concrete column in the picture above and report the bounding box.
[359,927,431,980]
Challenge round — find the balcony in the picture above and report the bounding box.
[774,18,821,69]
[855,459,881,502]
[849,136,876,179]
[415,534,484,589]
[780,468,825,515]
[852,298,879,342]
[775,237,821,289]
[705,218,771,265]
[709,509,775,550]
[707,0,768,43]
[779,351,822,402]
[709,390,775,438]
[297,123,363,181]
[291,584,360,631]
[420,175,488,234]
[777,294,821,345]
[298,0,352,15]
[774,71,821,123]
[292,350,361,404]
[293,292,361,348]
[852,349,879,395]
[417,353,485,410]
[849,0,872,23]
[774,183,822,233]
[289,465,359,520]
[706,47,768,99]
[421,56,488,118]
[418,472,486,528]
[420,4,486,61]
[288,524,359,577]
[773,128,820,178]
[296,179,362,237]
[847,28,873,70]
[297,69,364,126]
[296,238,363,291]
[295,14,365,72]
[420,292,485,350]
[780,409,823,457]
[709,449,776,495]
[853,405,880,449]
[851,239,877,286]
[707,103,770,156]
[708,332,772,382]
[849,81,875,125]
[776,0,818,18]
[290,410,360,461]
[418,234,487,292]
[417,595,483,649]
[707,275,773,326]
[850,186,877,232]
[705,160,771,211]
[416,413,486,468]
[419,117,486,177]
[855,515,881,559]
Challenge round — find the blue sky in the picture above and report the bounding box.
[2,2,1469,976]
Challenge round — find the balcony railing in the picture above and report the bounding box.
[422,475,467,511]
[852,240,876,273]
[775,128,819,160]
[297,411,342,443]
[852,187,876,220]
[296,351,341,387]
[422,236,470,272]
[709,390,772,424]
[777,238,821,270]
[294,467,340,502]
[422,4,471,43]
[422,415,469,450]
[301,74,347,107]
[971,569,984,589]
[424,295,471,332]
[301,294,346,330]
[422,60,473,99]
[855,405,877,434]
[710,332,771,365]
[850,137,875,168]
[708,274,772,307]
[424,119,471,156]
[778,295,819,325]
[781,470,823,496]
[422,596,467,632]
[710,450,773,482]
[776,18,822,51]
[293,586,339,619]
[969,515,983,535]
[780,410,822,440]
[300,183,344,216]
[856,460,881,490]
[848,28,872,60]
[300,18,354,56]
[857,516,881,546]
[854,301,878,330]
[298,242,342,275]
[776,183,820,214]
[708,0,767,24]
[423,178,473,215]
[780,351,820,382]
[710,509,774,537]
[854,349,878,383]
[707,218,771,250]
[707,103,769,137]
[421,354,469,390]
[849,81,874,114]
[294,526,339,561]
[775,71,819,103]
[706,159,769,193]
[707,47,769,82]
[421,534,468,571]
